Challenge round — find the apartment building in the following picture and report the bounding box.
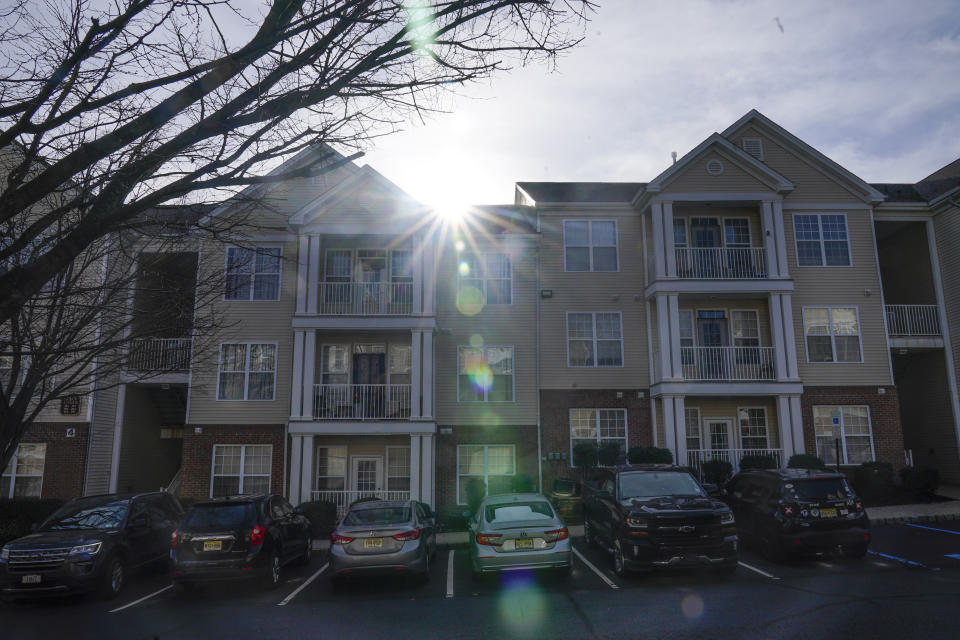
[8,110,960,509]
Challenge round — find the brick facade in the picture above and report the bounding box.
[180,424,285,500]
[800,386,904,470]
[19,422,90,499]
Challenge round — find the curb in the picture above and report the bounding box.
[870,513,960,526]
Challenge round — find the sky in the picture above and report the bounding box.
[361,0,960,210]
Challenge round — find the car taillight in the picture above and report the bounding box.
[170,531,178,550]
[546,528,569,542]
[392,529,421,541]
[331,533,354,545]
[781,504,797,517]
[476,533,503,546]
[251,525,266,546]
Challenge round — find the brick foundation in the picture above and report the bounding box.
[180,425,285,500]
[20,422,89,499]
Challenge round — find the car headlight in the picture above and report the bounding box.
[68,542,102,557]
[720,512,735,526]
[625,514,648,529]
[0,546,8,562]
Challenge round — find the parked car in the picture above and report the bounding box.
[723,468,870,561]
[170,494,311,591]
[582,465,738,576]
[468,493,572,580]
[329,500,437,582]
[0,492,184,600]
[547,478,583,523]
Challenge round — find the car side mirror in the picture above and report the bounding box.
[702,483,723,497]
[130,514,149,529]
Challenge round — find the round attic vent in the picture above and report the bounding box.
[706,159,724,175]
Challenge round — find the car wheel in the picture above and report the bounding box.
[583,520,596,547]
[100,554,126,599]
[761,528,787,563]
[613,539,628,577]
[843,543,869,559]
[263,550,281,590]
[296,539,312,566]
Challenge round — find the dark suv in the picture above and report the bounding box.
[582,465,738,576]
[0,492,183,600]
[171,494,311,590]
[723,468,870,561]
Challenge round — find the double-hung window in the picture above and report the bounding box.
[315,446,347,490]
[737,407,770,449]
[732,310,761,364]
[569,409,628,464]
[211,444,271,497]
[563,220,618,271]
[567,312,623,367]
[794,214,851,266]
[1,443,46,498]
[814,406,874,465]
[458,346,514,402]
[390,250,413,305]
[457,444,516,504]
[685,408,702,452]
[217,343,277,400]
[458,253,512,304]
[224,247,281,300]
[803,307,862,363]
[386,447,411,492]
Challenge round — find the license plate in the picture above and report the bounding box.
[203,541,222,552]
[514,538,534,550]
[820,508,838,518]
[363,538,383,549]
[21,575,41,585]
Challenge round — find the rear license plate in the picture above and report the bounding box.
[514,539,534,550]
[203,541,222,552]
[363,538,383,549]
[820,508,838,518]
[21,575,41,585]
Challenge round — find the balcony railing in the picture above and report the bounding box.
[680,346,776,381]
[687,448,783,476]
[675,247,768,279]
[313,384,411,420]
[127,338,192,371]
[311,490,411,517]
[318,282,414,315]
[885,304,941,337]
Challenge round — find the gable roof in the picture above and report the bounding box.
[515,182,644,205]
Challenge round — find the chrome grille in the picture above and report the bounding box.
[653,516,723,548]
[7,547,71,572]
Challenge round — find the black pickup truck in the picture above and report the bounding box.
[581,465,738,576]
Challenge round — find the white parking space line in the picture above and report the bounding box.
[572,547,619,590]
[109,584,174,613]
[866,550,928,569]
[277,562,329,607]
[445,551,455,599]
[905,523,960,536]
[737,561,780,580]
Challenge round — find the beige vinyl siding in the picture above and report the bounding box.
[187,239,298,424]
[538,208,649,389]
[685,396,781,449]
[662,152,775,193]
[311,435,411,457]
[435,235,538,426]
[84,380,120,494]
[678,298,772,346]
[672,205,764,248]
[935,205,960,409]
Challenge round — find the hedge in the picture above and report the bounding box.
[899,467,940,494]
[701,460,733,485]
[787,454,827,470]
[739,454,778,470]
[296,500,338,537]
[627,447,673,464]
[852,461,895,501]
[510,474,535,493]
[597,442,623,467]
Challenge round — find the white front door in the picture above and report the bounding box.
[351,456,383,494]
[705,419,735,459]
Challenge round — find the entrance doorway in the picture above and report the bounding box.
[351,456,383,495]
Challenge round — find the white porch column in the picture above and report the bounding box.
[668,294,682,379]
[411,330,423,419]
[306,235,320,314]
[289,436,303,505]
[674,396,687,467]
[656,295,672,381]
[412,233,424,315]
[108,384,127,494]
[663,396,678,456]
[772,200,789,277]
[420,434,435,508]
[789,395,805,455]
[776,396,795,464]
[291,330,305,418]
[421,330,434,419]
[409,435,422,501]
[650,201,666,279]
[299,435,314,504]
[302,331,316,419]
[761,200,779,278]
[663,201,677,278]
[780,293,800,379]
[768,294,788,380]
[422,234,437,316]
[296,235,309,313]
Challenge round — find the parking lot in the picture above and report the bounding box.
[5,521,960,639]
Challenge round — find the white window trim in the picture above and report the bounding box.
[562,219,620,272]
[792,213,853,268]
[215,342,279,401]
[455,444,517,505]
[2,443,46,499]
[456,252,514,306]
[813,405,876,465]
[730,309,762,347]
[685,407,702,451]
[736,406,771,449]
[222,245,284,301]
[389,249,414,284]
[722,216,753,247]
[456,345,516,403]
[568,408,629,467]
[209,444,273,498]
[565,311,625,368]
[323,248,354,281]
[385,445,412,492]
[314,444,348,492]
[673,217,688,248]
[703,416,736,451]
[801,306,864,364]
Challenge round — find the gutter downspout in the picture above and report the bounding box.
[535,220,544,494]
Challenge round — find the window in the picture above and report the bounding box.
[224,247,282,300]
[457,445,516,504]
[685,407,702,452]
[60,396,81,415]
[2,443,46,498]
[211,444,272,497]
[321,345,349,385]
[803,307,862,363]
[814,406,874,465]
[390,250,413,304]
[569,409,628,465]
[732,309,761,364]
[737,407,770,449]
[567,312,623,367]
[387,447,411,492]
[315,446,346,491]
[324,249,352,282]
[458,346,514,402]
[673,218,688,247]
[794,214,851,266]
[217,343,277,400]
[458,253,512,305]
[563,220,618,271]
[724,219,751,247]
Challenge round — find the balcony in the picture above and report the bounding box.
[675,247,768,280]
[885,304,941,337]
[680,346,777,381]
[311,490,411,517]
[127,338,192,372]
[687,448,784,476]
[318,282,413,315]
[313,383,412,420]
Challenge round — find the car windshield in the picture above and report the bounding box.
[184,503,255,531]
[485,501,554,524]
[787,478,853,501]
[41,498,129,531]
[344,506,410,526]
[619,472,706,500]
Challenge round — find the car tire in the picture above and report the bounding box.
[99,554,126,599]
[843,543,869,559]
[296,539,312,566]
[761,528,787,563]
[612,539,628,577]
[262,549,281,590]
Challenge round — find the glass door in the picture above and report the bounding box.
[697,310,729,379]
[706,419,734,465]
[351,456,383,497]
[356,249,387,313]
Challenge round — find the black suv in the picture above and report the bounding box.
[723,468,870,561]
[0,492,183,600]
[582,465,738,576]
[171,494,311,590]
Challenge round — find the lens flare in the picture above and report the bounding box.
[469,334,484,348]
[456,286,483,315]
[497,571,546,636]
[458,261,470,276]
[681,592,705,619]
[466,362,493,392]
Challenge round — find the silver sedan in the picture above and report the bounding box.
[468,493,572,580]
